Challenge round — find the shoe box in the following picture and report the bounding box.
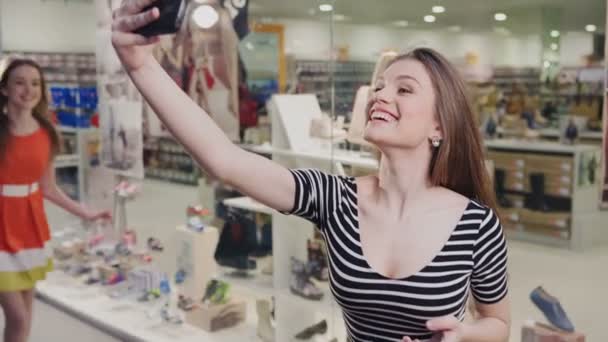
[498,207,523,231]
[525,155,573,198]
[521,321,585,342]
[488,151,573,197]
[488,151,528,192]
[518,209,571,240]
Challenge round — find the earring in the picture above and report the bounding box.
[431,137,442,148]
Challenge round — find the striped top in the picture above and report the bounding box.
[286,169,508,341]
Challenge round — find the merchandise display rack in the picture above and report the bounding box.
[493,67,542,96]
[295,59,374,117]
[485,139,608,251]
[144,137,201,186]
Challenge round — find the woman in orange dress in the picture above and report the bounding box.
[0,59,110,342]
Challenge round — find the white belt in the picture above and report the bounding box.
[0,183,39,197]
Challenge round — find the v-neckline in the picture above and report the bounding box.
[350,177,473,281]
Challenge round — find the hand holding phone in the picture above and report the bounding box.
[134,0,188,37]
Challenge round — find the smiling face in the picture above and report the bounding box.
[1,64,43,113]
[364,58,442,150]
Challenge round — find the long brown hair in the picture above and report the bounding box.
[0,59,60,161]
[386,48,498,213]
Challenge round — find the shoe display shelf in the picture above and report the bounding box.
[35,270,261,342]
[55,126,99,201]
[144,137,201,186]
[485,139,608,251]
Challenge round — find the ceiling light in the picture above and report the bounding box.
[319,4,333,12]
[393,20,409,27]
[586,24,597,32]
[550,30,560,38]
[447,25,461,32]
[550,43,558,50]
[245,42,255,50]
[432,6,445,14]
[333,14,347,21]
[192,5,219,29]
[424,15,436,23]
[544,60,551,68]
[494,13,507,21]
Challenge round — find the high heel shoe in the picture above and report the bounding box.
[530,286,575,332]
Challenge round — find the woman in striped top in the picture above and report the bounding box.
[113,2,509,341]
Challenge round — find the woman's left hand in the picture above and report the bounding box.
[402,315,465,342]
[83,209,112,222]
[426,315,466,342]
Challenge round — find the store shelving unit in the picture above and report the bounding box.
[295,59,374,117]
[55,126,98,201]
[485,139,608,251]
[493,66,542,96]
[144,137,201,186]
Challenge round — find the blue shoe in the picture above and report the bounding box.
[530,286,575,332]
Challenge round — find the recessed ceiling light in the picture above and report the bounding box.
[550,43,558,50]
[192,5,219,29]
[393,20,409,27]
[447,25,461,32]
[543,60,551,68]
[550,30,560,38]
[319,4,333,12]
[424,15,436,23]
[245,42,255,50]
[494,13,507,21]
[432,6,445,14]
[586,24,597,32]
[333,14,348,21]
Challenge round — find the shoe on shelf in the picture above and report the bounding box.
[294,320,328,340]
[216,255,256,271]
[178,295,198,311]
[494,169,513,208]
[307,239,329,282]
[147,237,164,252]
[256,299,275,342]
[530,286,575,332]
[202,279,231,305]
[290,257,324,301]
[526,173,551,212]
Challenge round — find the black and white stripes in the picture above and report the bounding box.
[286,169,508,342]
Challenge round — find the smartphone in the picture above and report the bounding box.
[134,0,188,37]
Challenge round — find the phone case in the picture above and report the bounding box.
[134,0,188,37]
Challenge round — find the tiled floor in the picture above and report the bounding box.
[26,179,608,341]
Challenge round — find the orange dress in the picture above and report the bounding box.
[0,128,53,291]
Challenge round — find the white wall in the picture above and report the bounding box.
[0,0,96,53]
[560,32,594,66]
[280,18,597,68]
[280,19,544,67]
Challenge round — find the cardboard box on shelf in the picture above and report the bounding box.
[184,298,246,332]
[526,155,573,175]
[520,209,571,230]
[521,321,585,342]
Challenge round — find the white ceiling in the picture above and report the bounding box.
[249,0,606,35]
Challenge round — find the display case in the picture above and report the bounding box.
[486,139,608,251]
